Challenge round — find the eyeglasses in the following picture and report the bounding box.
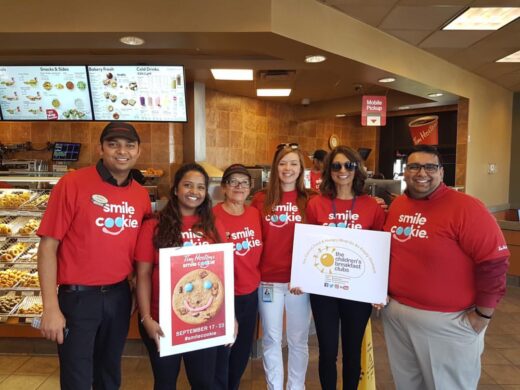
[276,143,299,151]
[226,178,251,188]
[331,161,358,172]
[405,163,441,173]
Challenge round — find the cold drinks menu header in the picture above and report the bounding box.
[87,66,187,122]
[0,66,93,121]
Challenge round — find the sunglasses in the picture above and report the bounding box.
[276,143,299,151]
[331,161,358,172]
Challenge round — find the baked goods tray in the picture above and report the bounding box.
[0,239,38,266]
[0,268,39,290]
[10,295,42,322]
[0,292,25,322]
[0,189,35,210]
[0,216,41,237]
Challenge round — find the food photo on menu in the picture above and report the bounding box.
[158,243,235,356]
[0,66,93,121]
[87,65,187,122]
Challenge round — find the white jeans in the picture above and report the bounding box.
[258,282,311,390]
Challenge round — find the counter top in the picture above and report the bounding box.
[498,220,520,231]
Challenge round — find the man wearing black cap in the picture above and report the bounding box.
[37,122,151,390]
[310,149,327,191]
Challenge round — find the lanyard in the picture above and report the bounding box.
[331,196,356,228]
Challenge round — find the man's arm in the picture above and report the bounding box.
[37,236,66,344]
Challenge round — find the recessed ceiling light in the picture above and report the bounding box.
[497,49,520,62]
[305,55,327,63]
[399,106,411,110]
[443,7,520,30]
[378,77,396,83]
[211,69,253,80]
[336,114,346,118]
[256,89,292,97]
[119,36,145,46]
[427,92,444,98]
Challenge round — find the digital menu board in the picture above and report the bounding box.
[88,65,187,122]
[0,66,93,121]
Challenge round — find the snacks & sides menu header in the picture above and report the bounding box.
[0,66,93,121]
[88,65,187,122]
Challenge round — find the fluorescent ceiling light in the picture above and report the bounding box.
[443,7,520,30]
[378,77,396,83]
[336,114,346,118]
[119,36,145,46]
[305,55,327,63]
[210,69,253,80]
[399,106,411,110]
[497,49,520,62]
[256,89,291,97]
[428,92,444,98]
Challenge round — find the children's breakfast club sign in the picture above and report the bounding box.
[290,224,390,304]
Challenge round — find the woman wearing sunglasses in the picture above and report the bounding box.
[212,164,263,390]
[306,146,385,390]
[251,143,313,390]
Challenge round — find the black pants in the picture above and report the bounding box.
[139,318,218,390]
[57,281,131,390]
[310,294,372,390]
[213,289,258,390]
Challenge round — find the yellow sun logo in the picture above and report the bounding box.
[313,246,336,273]
[320,253,334,267]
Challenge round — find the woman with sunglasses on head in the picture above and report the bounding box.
[251,143,314,390]
[306,146,385,390]
[212,164,263,390]
[135,162,227,390]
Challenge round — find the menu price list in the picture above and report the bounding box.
[0,66,93,121]
[88,65,187,122]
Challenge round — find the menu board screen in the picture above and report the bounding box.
[88,65,187,122]
[0,66,93,121]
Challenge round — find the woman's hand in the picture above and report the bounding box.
[372,296,389,311]
[143,316,164,351]
[289,284,304,295]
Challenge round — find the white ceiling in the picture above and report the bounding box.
[318,0,520,91]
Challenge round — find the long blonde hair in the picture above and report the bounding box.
[262,146,310,219]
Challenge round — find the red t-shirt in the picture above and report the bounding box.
[306,194,385,231]
[37,166,151,285]
[134,215,227,321]
[251,190,303,283]
[383,183,510,312]
[310,171,322,191]
[213,203,262,296]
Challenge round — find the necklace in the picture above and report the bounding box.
[330,196,356,228]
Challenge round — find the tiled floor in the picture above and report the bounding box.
[0,286,519,389]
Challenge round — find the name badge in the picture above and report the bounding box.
[262,285,273,303]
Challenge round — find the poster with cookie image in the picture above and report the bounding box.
[290,224,390,304]
[159,243,234,356]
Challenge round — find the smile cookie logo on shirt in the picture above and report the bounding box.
[91,194,139,236]
[181,229,209,247]
[265,202,301,228]
[229,227,262,256]
[390,212,428,243]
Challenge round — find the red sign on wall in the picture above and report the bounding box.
[361,96,386,126]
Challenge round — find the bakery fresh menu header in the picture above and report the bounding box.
[0,66,93,121]
[88,65,187,122]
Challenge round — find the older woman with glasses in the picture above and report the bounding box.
[305,146,385,390]
[212,164,263,390]
[251,143,314,390]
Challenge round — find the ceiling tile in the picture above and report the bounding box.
[383,29,434,45]
[397,0,472,5]
[379,6,466,30]
[320,0,398,6]
[494,70,520,91]
[470,0,520,6]
[333,5,396,26]
[474,62,520,78]
[419,30,492,48]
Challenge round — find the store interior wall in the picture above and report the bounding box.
[510,92,520,208]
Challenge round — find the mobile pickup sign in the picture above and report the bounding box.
[290,224,390,304]
[361,95,386,126]
[159,243,235,356]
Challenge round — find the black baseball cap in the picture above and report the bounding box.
[221,164,251,184]
[100,122,141,144]
[313,149,327,161]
